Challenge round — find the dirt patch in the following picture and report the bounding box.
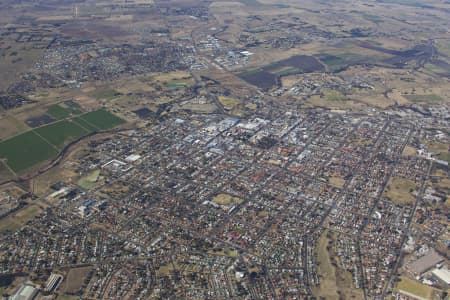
[212,193,243,205]
[384,177,418,205]
[60,266,92,295]
[402,146,417,157]
[329,176,346,188]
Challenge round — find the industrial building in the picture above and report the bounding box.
[431,268,450,287]
[406,250,444,276]
[10,284,38,300]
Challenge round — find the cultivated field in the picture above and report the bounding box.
[78,109,126,130]
[0,131,58,173]
[35,120,89,149]
[0,109,125,174]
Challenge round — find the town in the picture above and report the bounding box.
[0,0,449,299]
[1,103,449,299]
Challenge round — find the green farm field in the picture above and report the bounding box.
[72,116,100,132]
[0,109,125,174]
[0,131,58,173]
[77,109,126,130]
[34,120,89,149]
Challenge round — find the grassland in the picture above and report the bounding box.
[430,163,447,177]
[150,71,195,88]
[0,115,29,141]
[404,94,443,103]
[313,230,339,300]
[384,177,418,205]
[180,103,217,113]
[437,152,450,164]
[157,263,178,276]
[0,204,43,233]
[212,194,243,205]
[318,53,364,72]
[322,89,346,101]
[32,163,79,197]
[0,45,44,90]
[47,104,83,120]
[60,267,92,295]
[77,169,101,190]
[317,42,393,72]
[430,178,450,192]
[165,77,194,88]
[313,230,364,299]
[426,142,448,154]
[423,63,450,76]
[436,40,450,57]
[207,247,239,257]
[352,94,395,109]
[305,95,366,111]
[245,102,257,110]
[396,277,436,300]
[115,78,155,94]
[218,96,241,110]
[0,109,125,173]
[402,146,417,156]
[258,210,270,218]
[426,142,450,163]
[88,88,121,100]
